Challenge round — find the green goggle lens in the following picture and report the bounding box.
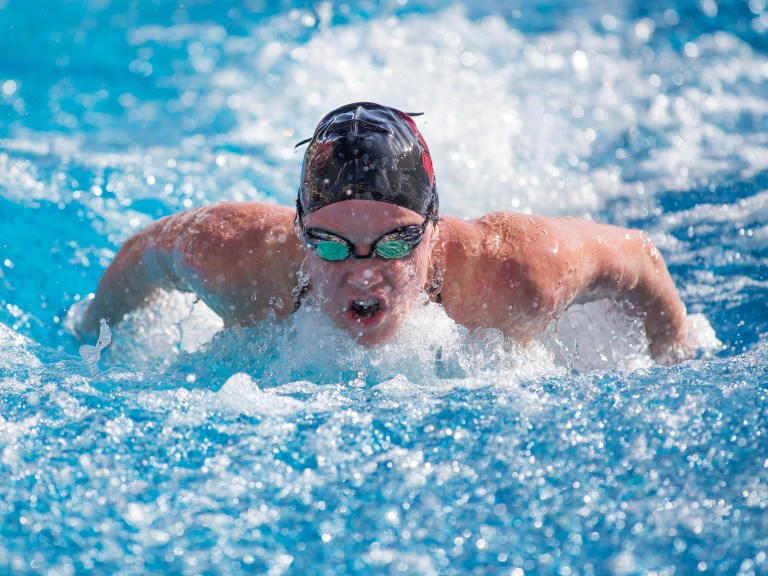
[314,241,353,261]
[374,239,413,259]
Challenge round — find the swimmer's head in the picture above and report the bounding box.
[296,102,438,222]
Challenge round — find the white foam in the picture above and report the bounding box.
[541,300,723,370]
[77,280,720,380]
[217,372,305,416]
[189,295,562,389]
[0,413,41,470]
[0,322,41,373]
[686,312,722,358]
[83,291,223,371]
[540,300,655,372]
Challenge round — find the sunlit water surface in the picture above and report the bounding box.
[1,0,767,574]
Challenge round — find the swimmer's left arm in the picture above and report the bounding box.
[550,218,691,364]
[441,214,688,363]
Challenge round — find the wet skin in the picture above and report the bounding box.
[77,200,691,364]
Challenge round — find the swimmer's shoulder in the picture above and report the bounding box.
[438,210,561,295]
[160,201,296,246]
[439,211,536,257]
[168,201,303,272]
[167,202,303,318]
[181,201,296,231]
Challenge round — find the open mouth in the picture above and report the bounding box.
[350,298,381,319]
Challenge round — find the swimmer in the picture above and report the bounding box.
[73,102,692,364]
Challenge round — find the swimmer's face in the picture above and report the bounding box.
[300,199,436,346]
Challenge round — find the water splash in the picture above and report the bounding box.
[78,318,112,373]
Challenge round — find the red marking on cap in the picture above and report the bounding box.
[422,150,434,185]
[396,110,435,186]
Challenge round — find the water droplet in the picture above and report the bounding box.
[269,296,284,310]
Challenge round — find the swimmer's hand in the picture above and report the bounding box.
[650,312,720,365]
[647,324,694,366]
[630,283,694,366]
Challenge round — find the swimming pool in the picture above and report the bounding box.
[1,0,766,573]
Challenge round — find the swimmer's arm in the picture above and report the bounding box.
[557,219,690,364]
[75,203,303,341]
[76,214,190,340]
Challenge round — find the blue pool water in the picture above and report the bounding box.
[1,0,767,573]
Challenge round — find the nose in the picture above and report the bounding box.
[346,261,383,291]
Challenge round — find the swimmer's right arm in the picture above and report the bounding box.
[74,203,304,341]
[75,214,189,340]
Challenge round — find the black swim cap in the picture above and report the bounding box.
[297,102,438,222]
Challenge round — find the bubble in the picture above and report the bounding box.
[664,9,680,25]
[2,80,17,96]
[634,19,655,40]
[572,50,589,72]
[269,296,285,310]
[601,14,618,31]
[460,51,476,67]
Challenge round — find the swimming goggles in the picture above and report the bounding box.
[302,217,429,261]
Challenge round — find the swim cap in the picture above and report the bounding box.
[297,102,438,222]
